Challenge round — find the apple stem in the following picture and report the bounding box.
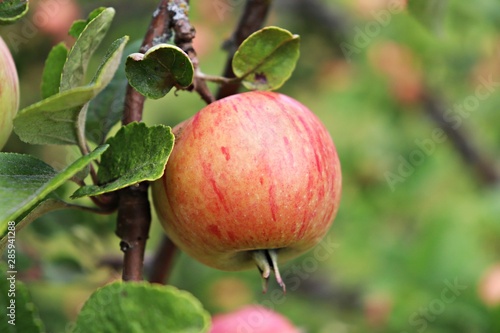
[252,249,286,294]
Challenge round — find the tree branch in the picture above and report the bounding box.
[148,236,178,284]
[421,91,500,185]
[122,0,171,124]
[275,0,350,55]
[216,0,272,100]
[116,183,152,281]
[117,0,172,282]
[169,0,215,104]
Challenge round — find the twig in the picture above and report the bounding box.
[196,70,239,85]
[169,0,215,104]
[116,183,152,281]
[216,0,272,100]
[117,0,172,282]
[146,1,212,285]
[275,0,350,55]
[148,236,178,284]
[122,0,171,124]
[421,92,500,185]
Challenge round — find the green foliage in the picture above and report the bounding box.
[125,44,194,99]
[2,1,500,333]
[232,26,300,91]
[13,36,129,145]
[407,0,449,34]
[0,145,108,235]
[72,123,174,198]
[14,7,128,146]
[60,8,115,91]
[0,265,44,333]
[73,281,211,333]
[0,0,28,25]
[86,39,143,144]
[68,7,109,39]
[0,153,56,227]
[41,43,68,100]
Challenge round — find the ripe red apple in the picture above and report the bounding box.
[0,37,19,150]
[210,305,301,333]
[152,91,342,291]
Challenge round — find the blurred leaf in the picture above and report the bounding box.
[0,145,108,235]
[68,20,87,38]
[60,7,115,91]
[232,26,300,91]
[73,281,211,333]
[72,123,174,198]
[14,36,129,145]
[407,0,448,35]
[41,43,68,99]
[86,39,142,144]
[125,44,194,99]
[0,199,70,252]
[0,264,44,333]
[0,0,28,25]
[68,7,107,38]
[44,255,85,282]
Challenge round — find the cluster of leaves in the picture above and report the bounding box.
[0,2,301,332]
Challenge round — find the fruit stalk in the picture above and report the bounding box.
[252,249,285,293]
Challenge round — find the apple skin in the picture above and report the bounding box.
[152,91,341,272]
[210,306,301,333]
[0,37,20,150]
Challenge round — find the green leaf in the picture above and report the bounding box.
[0,145,108,233]
[60,7,115,91]
[0,199,70,252]
[125,43,194,99]
[73,282,211,333]
[41,43,68,99]
[0,265,44,333]
[69,20,87,38]
[14,36,129,145]
[86,39,143,144]
[72,123,174,198]
[69,7,106,38]
[232,26,300,91]
[407,0,448,35]
[0,0,28,25]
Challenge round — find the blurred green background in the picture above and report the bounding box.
[1,0,500,332]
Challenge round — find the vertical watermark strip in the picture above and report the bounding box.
[5,221,17,326]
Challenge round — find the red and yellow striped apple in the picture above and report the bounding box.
[152,91,341,291]
[0,37,19,150]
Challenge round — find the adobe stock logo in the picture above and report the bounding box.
[340,0,406,62]
[401,278,467,333]
[385,74,500,191]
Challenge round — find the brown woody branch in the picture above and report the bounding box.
[421,91,500,185]
[147,0,212,284]
[117,0,171,282]
[169,0,215,104]
[148,236,178,284]
[216,0,272,100]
